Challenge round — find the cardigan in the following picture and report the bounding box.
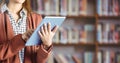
[0,12,52,63]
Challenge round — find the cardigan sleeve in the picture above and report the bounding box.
[31,13,53,63]
[36,44,52,63]
[0,34,26,60]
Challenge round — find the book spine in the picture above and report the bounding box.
[97,0,102,16]
[85,24,94,43]
[102,23,109,43]
[118,0,120,15]
[53,30,60,44]
[50,0,59,15]
[60,0,68,15]
[71,27,79,43]
[37,0,45,14]
[79,0,87,15]
[84,52,94,63]
[103,0,108,16]
[79,26,87,43]
[44,0,51,15]
[59,27,68,44]
[113,0,119,16]
[108,0,113,16]
[97,24,102,43]
[67,27,72,43]
[98,52,102,63]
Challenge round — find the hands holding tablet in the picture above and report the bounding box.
[25,16,66,46]
[22,29,34,42]
[38,23,58,47]
[22,22,58,48]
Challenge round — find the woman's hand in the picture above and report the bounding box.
[38,23,58,48]
[22,29,34,42]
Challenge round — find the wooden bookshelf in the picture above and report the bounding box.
[31,0,120,63]
[97,43,120,47]
[53,43,95,47]
[98,16,120,19]
[66,15,95,19]
[42,15,96,19]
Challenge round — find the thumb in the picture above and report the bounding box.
[52,26,58,33]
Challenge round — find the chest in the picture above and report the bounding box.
[8,12,27,35]
[0,13,40,41]
[10,13,20,21]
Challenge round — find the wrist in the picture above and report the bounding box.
[42,44,52,51]
[22,34,27,42]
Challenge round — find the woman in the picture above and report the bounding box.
[0,0,58,63]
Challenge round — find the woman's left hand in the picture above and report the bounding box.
[38,23,58,48]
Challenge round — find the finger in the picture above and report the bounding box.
[27,29,34,34]
[52,26,58,33]
[24,30,31,37]
[43,23,47,34]
[22,33,28,41]
[27,29,34,36]
[47,22,51,33]
[31,29,34,33]
[29,29,34,34]
[41,26,45,36]
[24,36,29,41]
[38,31,42,38]
[27,32,32,38]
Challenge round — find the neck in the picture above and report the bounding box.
[7,2,23,14]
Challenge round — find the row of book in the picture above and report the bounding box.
[53,21,120,43]
[97,0,120,16]
[97,23,120,43]
[53,23,95,44]
[98,51,120,63]
[47,52,94,63]
[47,51,120,63]
[30,0,87,16]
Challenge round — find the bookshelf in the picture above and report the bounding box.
[53,43,95,47]
[30,0,120,63]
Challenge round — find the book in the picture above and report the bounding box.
[52,30,59,44]
[44,0,51,15]
[118,0,120,15]
[113,0,119,16]
[25,16,66,46]
[30,0,38,11]
[108,0,113,16]
[84,24,94,43]
[37,0,45,14]
[97,24,102,43]
[68,0,79,15]
[97,0,102,16]
[98,52,102,63]
[71,27,79,43]
[79,0,87,15]
[84,52,94,63]
[60,0,68,16]
[102,0,108,16]
[79,25,87,43]
[66,27,72,43]
[49,0,59,15]
[115,52,120,63]
[59,27,68,44]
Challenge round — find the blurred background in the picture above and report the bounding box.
[30,0,120,63]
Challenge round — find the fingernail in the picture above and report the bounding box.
[44,23,46,26]
[57,25,58,27]
[48,22,50,25]
[41,26,43,30]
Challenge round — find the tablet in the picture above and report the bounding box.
[25,16,66,46]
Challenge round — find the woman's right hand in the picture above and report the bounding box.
[22,29,34,42]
